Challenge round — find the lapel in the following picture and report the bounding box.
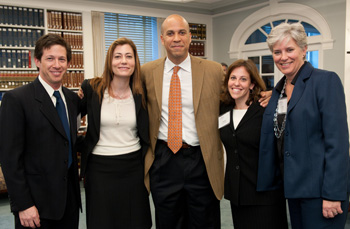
[33,78,68,140]
[133,92,142,117]
[236,102,262,130]
[91,86,102,135]
[62,87,77,144]
[153,58,166,115]
[287,62,313,113]
[191,56,204,116]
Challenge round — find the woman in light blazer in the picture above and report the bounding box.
[257,22,349,228]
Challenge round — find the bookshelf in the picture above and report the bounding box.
[189,23,206,58]
[0,5,85,92]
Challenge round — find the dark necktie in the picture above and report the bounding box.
[53,91,72,168]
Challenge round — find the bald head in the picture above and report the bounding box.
[161,14,190,35]
[160,14,192,65]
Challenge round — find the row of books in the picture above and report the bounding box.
[0,70,85,90]
[189,42,205,57]
[1,50,32,69]
[0,71,38,89]
[70,53,84,69]
[189,23,207,40]
[47,11,83,31]
[0,5,44,27]
[0,28,43,48]
[62,71,85,88]
[48,31,83,50]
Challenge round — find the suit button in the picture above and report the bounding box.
[234,150,238,154]
[235,165,240,170]
[63,176,67,181]
[64,160,68,164]
[232,133,235,137]
[285,151,290,156]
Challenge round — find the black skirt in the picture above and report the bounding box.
[85,150,152,229]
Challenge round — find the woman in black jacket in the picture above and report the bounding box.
[79,37,151,229]
[219,59,287,229]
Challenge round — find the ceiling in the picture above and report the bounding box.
[82,0,271,15]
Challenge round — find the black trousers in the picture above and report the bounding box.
[150,140,220,229]
[15,167,79,229]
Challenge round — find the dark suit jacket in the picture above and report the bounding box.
[78,79,149,177]
[257,62,350,201]
[0,77,81,220]
[220,101,284,205]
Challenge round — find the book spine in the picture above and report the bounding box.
[28,8,33,26]
[23,8,28,26]
[13,29,18,47]
[7,28,12,47]
[11,50,16,68]
[16,50,22,69]
[38,9,44,27]
[3,6,8,25]
[28,50,31,68]
[13,6,18,25]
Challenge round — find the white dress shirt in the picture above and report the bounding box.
[158,54,199,146]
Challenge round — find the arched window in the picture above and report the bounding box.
[229,3,333,88]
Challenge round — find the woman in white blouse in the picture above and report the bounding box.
[78,37,151,228]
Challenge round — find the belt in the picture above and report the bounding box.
[159,140,192,149]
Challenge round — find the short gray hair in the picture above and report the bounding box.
[267,22,307,54]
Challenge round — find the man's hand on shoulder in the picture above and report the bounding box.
[19,206,40,228]
[259,90,272,107]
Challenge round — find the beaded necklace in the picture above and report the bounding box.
[273,79,287,138]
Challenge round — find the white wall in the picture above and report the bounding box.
[345,0,350,135]
[0,0,213,78]
[212,0,346,82]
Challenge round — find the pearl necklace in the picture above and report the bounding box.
[273,79,287,138]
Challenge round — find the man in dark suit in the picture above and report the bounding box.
[141,14,224,228]
[0,34,81,229]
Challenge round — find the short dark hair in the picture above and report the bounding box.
[34,34,72,62]
[221,62,228,68]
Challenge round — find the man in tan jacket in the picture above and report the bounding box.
[141,14,224,228]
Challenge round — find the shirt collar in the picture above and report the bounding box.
[38,75,63,97]
[164,54,191,73]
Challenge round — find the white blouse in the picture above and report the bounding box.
[92,90,141,156]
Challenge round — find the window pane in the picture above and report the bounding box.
[262,55,274,73]
[261,23,272,34]
[307,51,318,68]
[248,56,260,72]
[301,22,320,36]
[262,75,274,90]
[104,13,158,65]
[245,29,266,44]
[272,20,286,27]
[287,19,299,24]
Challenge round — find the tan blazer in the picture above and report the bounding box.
[141,56,224,200]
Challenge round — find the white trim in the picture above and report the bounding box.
[229,3,334,61]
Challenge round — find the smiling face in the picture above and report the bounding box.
[228,66,255,104]
[272,37,307,79]
[161,15,191,65]
[111,44,135,79]
[34,44,68,90]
